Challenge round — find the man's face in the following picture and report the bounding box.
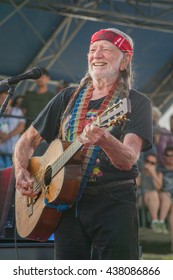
[88,40,124,81]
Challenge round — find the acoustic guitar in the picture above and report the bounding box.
[15,98,131,242]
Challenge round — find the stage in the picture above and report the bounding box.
[0,227,172,260]
[0,238,54,260]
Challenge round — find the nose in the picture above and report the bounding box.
[93,48,103,58]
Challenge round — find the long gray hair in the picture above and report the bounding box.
[79,28,134,98]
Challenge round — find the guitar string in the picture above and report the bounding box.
[30,99,105,194]
[31,140,82,193]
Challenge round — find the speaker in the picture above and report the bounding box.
[0,166,15,238]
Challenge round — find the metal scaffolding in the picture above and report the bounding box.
[0,0,173,111]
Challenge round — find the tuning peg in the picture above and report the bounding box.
[107,122,111,127]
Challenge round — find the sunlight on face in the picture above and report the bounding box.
[88,40,124,81]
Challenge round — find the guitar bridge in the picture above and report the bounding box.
[26,197,37,217]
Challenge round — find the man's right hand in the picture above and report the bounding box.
[15,169,39,197]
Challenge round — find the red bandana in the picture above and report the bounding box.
[90,29,133,55]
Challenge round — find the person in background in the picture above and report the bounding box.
[0,92,25,169]
[136,153,163,232]
[159,146,173,240]
[13,27,152,260]
[151,106,173,166]
[11,95,24,109]
[21,68,55,129]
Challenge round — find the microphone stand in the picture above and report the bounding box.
[0,85,17,119]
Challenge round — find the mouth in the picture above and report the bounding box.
[93,62,107,67]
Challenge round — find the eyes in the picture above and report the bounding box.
[89,47,112,53]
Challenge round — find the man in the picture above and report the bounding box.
[21,68,55,128]
[13,28,152,260]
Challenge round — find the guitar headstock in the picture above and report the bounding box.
[94,98,131,128]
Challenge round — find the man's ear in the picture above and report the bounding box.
[120,53,132,71]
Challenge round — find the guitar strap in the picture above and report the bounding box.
[44,86,129,214]
[58,82,126,206]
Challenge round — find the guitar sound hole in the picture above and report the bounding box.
[44,165,52,186]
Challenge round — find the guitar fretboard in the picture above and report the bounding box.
[51,139,83,178]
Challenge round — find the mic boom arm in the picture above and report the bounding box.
[0,67,42,93]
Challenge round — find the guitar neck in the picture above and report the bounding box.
[51,97,129,178]
[52,138,83,178]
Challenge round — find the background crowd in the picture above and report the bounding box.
[137,106,173,252]
[0,68,68,168]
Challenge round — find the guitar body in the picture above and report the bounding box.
[15,139,81,242]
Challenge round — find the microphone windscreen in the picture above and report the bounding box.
[31,67,43,79]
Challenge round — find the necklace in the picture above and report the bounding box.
[58,81,124,205]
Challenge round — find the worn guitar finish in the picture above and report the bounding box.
[15,140,82,242]
[15,98,131,242]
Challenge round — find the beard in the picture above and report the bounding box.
[88,64,118,81]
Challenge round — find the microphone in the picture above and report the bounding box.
[0,67,42,93]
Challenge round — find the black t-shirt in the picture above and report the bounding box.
[22,90,55,128]
[32,86,152,182]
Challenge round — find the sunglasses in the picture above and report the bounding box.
[164,154,173,158]
[145,159,157,165]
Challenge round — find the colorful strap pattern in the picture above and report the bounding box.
[54,82,125,214]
